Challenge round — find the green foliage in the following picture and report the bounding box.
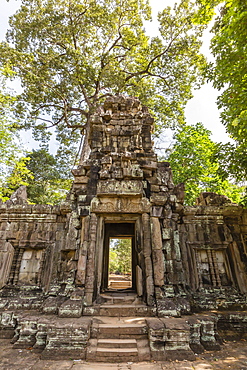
[0,72,28,201]
[196,0,247,181]
[109,238,132,275]
[209,0,247,145]
[27,178,72,205]
[213,142,247,183]
[165,123,244,205]
[25,148,73,204]
[109,249,118,274]
[0,113,18,179]
[194,0,220,24]
[1,147,73,204]
[0,76,19,173]
[0,0,206,154]
[0,67,74,204]
[0,156,33,201]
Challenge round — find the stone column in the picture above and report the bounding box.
[207,249,217,287]
[142,213,154,305]
[95,216,104,298]
[151,217,164,287]
[211,250,221,287]
[0,242,14,288]
[76,216,90,286]
[13,248,24,285]
[84,213,98,306]
[8,248,19,284]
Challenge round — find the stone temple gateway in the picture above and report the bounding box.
[0,95,247,361]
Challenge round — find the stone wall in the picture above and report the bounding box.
[0,195,77,303]
[180,198,247,311]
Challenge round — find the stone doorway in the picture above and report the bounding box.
[101,223,137,293]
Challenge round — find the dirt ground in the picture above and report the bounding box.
[0,339,247,370]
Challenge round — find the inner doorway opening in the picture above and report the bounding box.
[101,223,136,293]
[109,238,132,290]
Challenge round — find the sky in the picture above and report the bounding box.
[0,0,231,152]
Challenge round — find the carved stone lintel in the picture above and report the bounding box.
[91,196,150,214]
[97,179,143,196]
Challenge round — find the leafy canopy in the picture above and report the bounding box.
[1,156,34,201]
[26,148,73,204]
[165,122,244,205]
[0,0,206,155]
[109,238,132,275]
[196,0,247,183]
[1,148,73,204]
[0,71,30,201]
[0,74,19,173]
[208,0,247,146]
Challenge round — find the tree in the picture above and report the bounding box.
[205,0,247,145]
[0,76,19,175]
[0,70,71,203]
[0,0,206,159]
[210,1,247,143]
[25,148,73,204]
[1,156,34,200]
[196,0,247,181]
[0,108,18,190]
[109,238,132,275]
[1,147,74,204]
[0,72,30,201]
[213,142,247,183]
[165,122,244,205]
[211,0,247,185]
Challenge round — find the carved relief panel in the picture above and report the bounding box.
[8,247,45,287]
[195,248,232,288]
[18,249,43,285]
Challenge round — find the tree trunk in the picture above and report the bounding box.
[79,120,91,164]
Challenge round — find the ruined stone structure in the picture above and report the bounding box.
[0,96,247,361]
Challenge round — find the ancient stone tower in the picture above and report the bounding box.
[70,95,184,312]
[0,95,247,361]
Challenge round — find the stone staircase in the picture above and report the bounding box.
[108,281,132,289]
[85,291,152,361]
[0,289,224,362]
[87,317,150,362]
[84,291,154,317]
[0,307,224,361]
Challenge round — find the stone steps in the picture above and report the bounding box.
[97,347,138,354]
[108,281,132,289]
[87,318,150,362]
[97,338,137,348]
[100,293,142,305]
[83,291,153,316]
[96,347,139,362]
[97,323,147,338]
[98,304,152,317]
